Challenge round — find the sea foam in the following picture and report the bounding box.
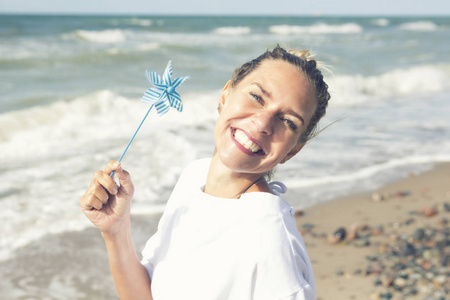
[270,23,363,35]
[75,29,128,43]
[328,64,450,106]
[398,21,439,32]
[212,26,251,35]
[372,18,390,27]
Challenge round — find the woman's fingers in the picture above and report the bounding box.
[81,168,117,211]
[114,166,134,197]
[85,193,106,210]
[104,161,134,198]
[95,168,118,195]
[81,161,134,214]
[92,181,111,204]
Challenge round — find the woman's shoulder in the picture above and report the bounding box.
[242,181,294,218]
[176,157,211,186]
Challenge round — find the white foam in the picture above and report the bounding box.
[281,153,450,211]
[399,21,439,32]
[372,18,390,27]
[137,42,161,52]
[107,42,160,55]
[270,23,363,35]
[328,64,450,106]
[129,18,153,27]
[212,26,251,35]
[75,29,128,43]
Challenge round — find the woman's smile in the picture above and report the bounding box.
[231,127,265,156]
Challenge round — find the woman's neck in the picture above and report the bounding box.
[204,152,271,199]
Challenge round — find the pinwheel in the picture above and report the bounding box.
[111,61,188,177]
[141,60,188,115]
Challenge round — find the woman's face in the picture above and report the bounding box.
[214,59,317,175]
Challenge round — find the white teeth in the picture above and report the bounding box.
[234,129,261,153]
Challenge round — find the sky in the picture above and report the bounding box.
[0,0,449,16]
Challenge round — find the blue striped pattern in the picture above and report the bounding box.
[141,60,188,116]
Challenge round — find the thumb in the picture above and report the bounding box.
[112,164,135,198]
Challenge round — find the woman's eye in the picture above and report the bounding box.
[283,118,297,131]
[250,92,263,104]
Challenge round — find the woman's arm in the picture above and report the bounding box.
[103,227,152,300]
[80,161,152,299]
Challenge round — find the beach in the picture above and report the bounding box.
[297,163,449,300]
[1,15,450,298]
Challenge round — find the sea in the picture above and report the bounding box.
[1,15,449,298]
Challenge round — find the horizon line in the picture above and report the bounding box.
[0,12,449,17]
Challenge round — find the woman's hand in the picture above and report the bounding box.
[80,161,135,235]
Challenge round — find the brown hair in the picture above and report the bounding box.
[230,45,330,143]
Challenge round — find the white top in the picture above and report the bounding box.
[141,158,315,300]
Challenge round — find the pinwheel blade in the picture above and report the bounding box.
[162,61,173,86]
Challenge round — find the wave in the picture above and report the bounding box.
[269,23,363,35]
[398,21,439,32]
[372,18,390,27]
[282,154,450,210]
[128,18,153,27]
[0,89,220,261]
[0,89,218,143]
[107,42,161,55]
[328,64,450,106]
[74,29,128,43]
[212,26,251,35]
[286,155,450,190]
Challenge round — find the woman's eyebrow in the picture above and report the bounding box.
[287,109,305,125]
[252,82,305,125]
[252,82,272,99]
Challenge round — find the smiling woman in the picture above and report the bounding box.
[213,59,318,180]
[80,45,331,300]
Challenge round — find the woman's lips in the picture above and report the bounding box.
[230,128,265,156]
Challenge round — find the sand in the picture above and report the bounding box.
[295,163,450,300]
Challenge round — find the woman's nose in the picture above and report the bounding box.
[253,111,274,135]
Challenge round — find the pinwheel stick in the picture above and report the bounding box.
[110,103,154,178]
[110,60,188,178]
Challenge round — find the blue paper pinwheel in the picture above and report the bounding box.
[141,60,188,115]
[111,61,188,177]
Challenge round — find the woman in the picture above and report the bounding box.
[80,45,330,300]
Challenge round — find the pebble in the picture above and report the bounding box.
[393,277,406,290]
[353,237,370,247]
[328,227,347,244]
[334,227,346,241]
[294,210,304,217]
[421,205,438,217]
[443,202,450,211]
[301,222,315,231]
[372,192,385,202]
[413,228,425,241]
[439,217,448,226]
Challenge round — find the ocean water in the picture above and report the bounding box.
[1,15,450,298]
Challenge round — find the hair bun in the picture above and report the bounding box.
[287,49,314,61]
[288,48,329,72]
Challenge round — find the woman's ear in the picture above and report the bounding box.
[280,142,305,164]
[218,80,231,114]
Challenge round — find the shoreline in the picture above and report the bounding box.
[296,163,450,300]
